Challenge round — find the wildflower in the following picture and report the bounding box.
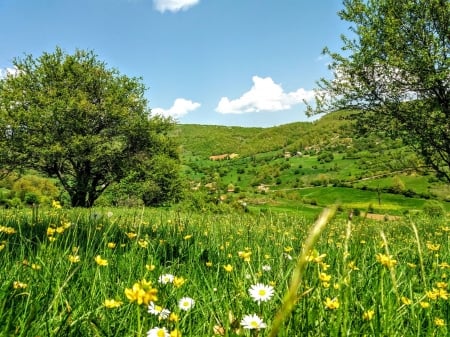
[283,253,293,260]
[223,264,233,272]
[434,318,445,327]
[419,301,430,309]
[436,282,447,289]
[56,226,65,234]
[95,255,108,266]
[138,239,149,248]
[264,254,271,259]
[170,329,182,337]
[104,299,123,308]
[173,276,185,288]
[205,261,213,267]
[125,280,158,305]
[238,250,252,262]
[426,242,440,251]
[306,250,326,263]
[183,234,192,240]
[375,253,397,268]
[0,243,5,251]
[52,200,62,209]
[178,297,195,311]
[0,226,16,234]
[169,312,179,322]
[262,265,271,272]
[362,309,375,321]
[401,296,412,305]
[324,297,340,310]
[407,263,417,268]
[148,302,171,319]
[147,327,170,337]
[249,283,274,303]
[438,262,450,269]
[68,255,80,263]
[146,264,156,271]
[47,227,56,236]
[126,232,137,239]
[240,314,267,330]
[13,281,28,289]
[31,263,41,270]
[158,274,174,284]
[348,261,359,271]
[319,272,331,282]
[284,246,293,253]
[107,242,116,249]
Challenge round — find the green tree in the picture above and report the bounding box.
[0,47,181,207]
[309,0,450,181]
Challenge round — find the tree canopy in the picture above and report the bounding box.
[0,47,182,207]
[309,0,450,181]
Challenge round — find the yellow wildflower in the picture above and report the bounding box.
[13,281,28,289]
[145,264,156,271]
[419,301,430,309]
[47,227,56,236]
[401,296,412,305]
[362,309,375,321]
[52,200,62,209]
[0,226,16,234]
[124,279,158,305]
[324,297,340,310]
[138,239,148,248]
[205,261,213,267]
[173,276,186,288]
[375,253,397,268]
[319,272,331,282]
[126,232,137,239]
[104,299,123,308]
[170,329,182,337]
[426,242,440,251]
[434,318,445,327]
[169,312,179,322]
[68,255,80,263]
[183,234,192,240]
[107,242,116,249]
[223,264,233,272]
[238,251,252,262]
[95,255,108,266]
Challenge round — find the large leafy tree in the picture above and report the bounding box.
[0,47,181,207]
[309,0,450,181]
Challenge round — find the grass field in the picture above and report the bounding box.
[1,205,449,336]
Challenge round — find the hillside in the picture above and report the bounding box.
[176,111,450,216]
[174,110,353,158]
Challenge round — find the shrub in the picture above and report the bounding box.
[422,200,445,218]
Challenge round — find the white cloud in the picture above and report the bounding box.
[215,76,315,114]
[153,98,201,119]
[153,0,200,13]
[0,67,20,79]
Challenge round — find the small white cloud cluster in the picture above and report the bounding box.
[216,76,315,114]
[152,98,201,119]
[153,0,200,13]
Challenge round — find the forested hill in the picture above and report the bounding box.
[173,110,354,158]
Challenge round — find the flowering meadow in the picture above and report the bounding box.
[0,205,449,336]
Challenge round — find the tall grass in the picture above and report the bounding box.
[0,206,448,336]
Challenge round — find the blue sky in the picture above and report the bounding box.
[0,0,348,127]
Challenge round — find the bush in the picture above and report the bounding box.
[422,200,445,218]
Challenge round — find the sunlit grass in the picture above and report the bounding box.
[0,206,448,336]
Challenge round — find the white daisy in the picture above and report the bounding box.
[248,283,274,303]
[262,265,271,272]
[146,327,170,337]
[148,302,171,320]
[178,297,195,311]
[158,273,174,284]
[240,314,267,330]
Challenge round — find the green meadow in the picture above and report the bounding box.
[1,206,449,336]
